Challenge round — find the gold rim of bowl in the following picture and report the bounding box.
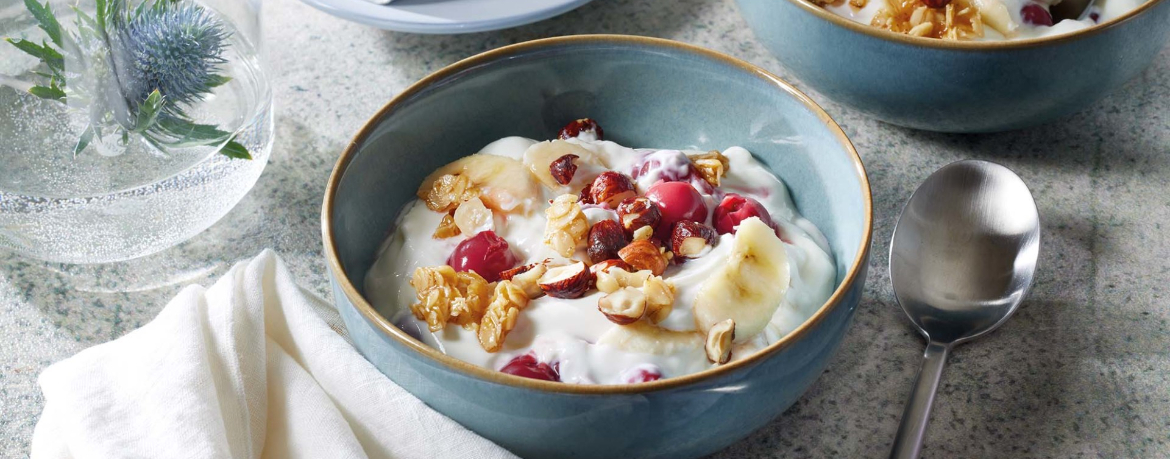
[780,0,1166,50]
[321,34,874,395]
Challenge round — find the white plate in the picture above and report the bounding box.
[299,0,594,34]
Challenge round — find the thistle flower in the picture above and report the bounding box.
[6,0,250,159]
[110,0,229,122]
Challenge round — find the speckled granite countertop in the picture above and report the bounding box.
[2,0,1168,457]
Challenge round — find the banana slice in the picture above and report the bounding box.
[972,0,1016,36]
[522,140,609,191]
[417,154,541,213]
[692,217,790,343]
[597,322,704,356]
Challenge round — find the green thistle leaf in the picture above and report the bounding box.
[133,89,164,131]
[23,0,63,48]
[5,38,63,71]
[74,125,96,156]
[96,0,108,30]
[28,84,65,100]
[206,74,232,88]
[219,139,251,160]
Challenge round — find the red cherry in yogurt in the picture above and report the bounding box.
[447,230,519,282]
[500,353,561,382]
[713,193,775,235]
[1020,3,1054,26]
[632,150,714,194]
[645,181,708,233]
[623,367,663,383]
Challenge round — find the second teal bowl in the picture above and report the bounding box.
[736,0,1170,133]
[322,35,872,459]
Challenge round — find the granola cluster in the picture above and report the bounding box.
[409,266,491,332]
[871,0,985,40]
[477,280,529,352]
[543,194,590,257]
[688,150,730,188]
[410,266,532,352]
[422,173,479,212]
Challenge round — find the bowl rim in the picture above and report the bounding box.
[770,0,1166,50]
[321,34,873,395]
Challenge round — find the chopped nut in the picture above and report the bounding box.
[589,172,637,209]
[595,267,653,294]
[587,219,630,263]
[850,0,868,7]
[705,319,735,364]
[558,118,604,141]
[478,280,529,353]
[670,221,718,259]
[500,261,548,298]
[549,154,579,185]
[598,287,647,325]
[590,259,633,278]
[618,239,669,276]
[642,275,676,324]
[432,213,461,239]
[616,196,662,235]
[594,267,675,325]
[631,226,653,241]
[538,261,593,299]
[409,266,490,332]
[421,173,479,212]
[543,194,590,257]
[689,150,730,187]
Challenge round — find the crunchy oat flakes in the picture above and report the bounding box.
[421,173,479,213]
[871,0,984,40]
[477,280,530,352]
[543,194,589,257]
[409,266,491,332]
[689,150,730,188]
[432,212,461,239]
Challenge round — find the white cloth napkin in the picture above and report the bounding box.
[31,250,515,459]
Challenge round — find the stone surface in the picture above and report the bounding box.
[2,0,1169,457]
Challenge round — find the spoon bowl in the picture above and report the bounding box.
[888,160,1040,458]
[891,160,1040,345]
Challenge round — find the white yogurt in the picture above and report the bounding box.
[823,0,1145,40]
[365,137,837,384]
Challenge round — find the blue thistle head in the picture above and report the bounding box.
[109,0,229,119]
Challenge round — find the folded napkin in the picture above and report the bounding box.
[31,250,515,459]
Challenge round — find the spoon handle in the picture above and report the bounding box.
[889,341,951,459]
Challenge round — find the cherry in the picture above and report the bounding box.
[447,231,519,282]
[645,181,708,233]
[632,150,714,194]
[713,193,775,235]
[622,365,659,384]
[1020,3,1054,26]
[500,353,561,382]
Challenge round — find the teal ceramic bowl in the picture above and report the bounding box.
[322,35,872,459]
[736,0,1170,133]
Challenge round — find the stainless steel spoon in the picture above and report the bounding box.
[888,160,1041,459]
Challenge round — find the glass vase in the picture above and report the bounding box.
[0,0,272,263]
